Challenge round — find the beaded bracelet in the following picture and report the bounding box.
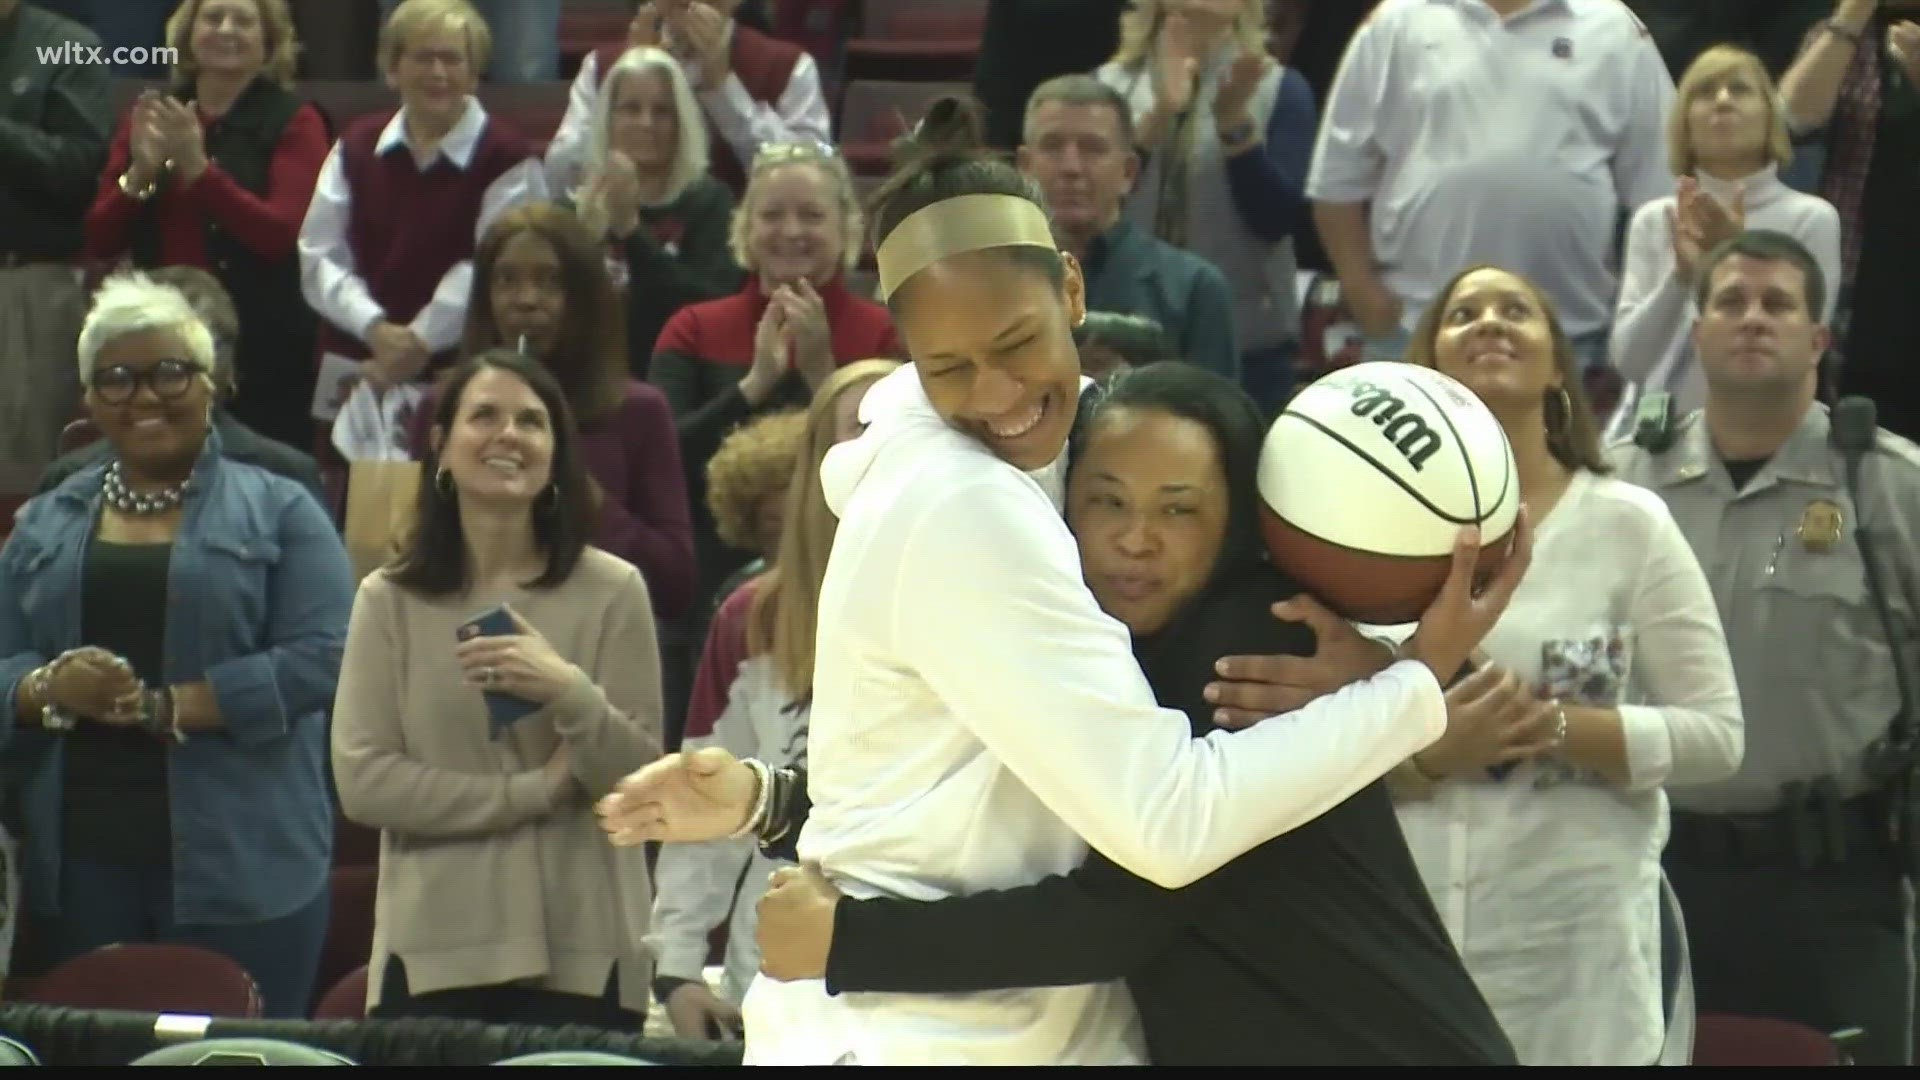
[28,654,78,733]
[1547,698,1570,751]
[140,686,186,744]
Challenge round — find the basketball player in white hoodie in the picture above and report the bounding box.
[599,99,1533,1065]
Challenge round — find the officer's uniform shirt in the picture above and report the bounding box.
[1305,0,1675,338]
[1610,404,1920,814]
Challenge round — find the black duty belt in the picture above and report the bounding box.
[1668,794,1893,872]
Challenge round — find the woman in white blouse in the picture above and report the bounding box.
[1607,44,1841,437]
[1391,264,1745,1066]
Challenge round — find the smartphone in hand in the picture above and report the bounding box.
[458,605,542,738]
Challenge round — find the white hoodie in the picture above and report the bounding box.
[738,364,1450,1066]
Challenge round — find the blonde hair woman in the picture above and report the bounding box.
[82,0,329,451]
[647,360,896,1040]
[574,46,743,378]
[1095,0,1319,409]
[650,142,899,612]
[297,0,548,402]
[1607,43,1841,434]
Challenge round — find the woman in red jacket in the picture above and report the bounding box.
[650,141,899,611]
[83,0,330,452]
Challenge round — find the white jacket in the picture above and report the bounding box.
[739,364,1450,1065]
[648,652,807,1007]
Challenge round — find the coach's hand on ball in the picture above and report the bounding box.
[454,606,582,705]
[1206,594,1394,727]
[1400,509,1535,687]
[597,746,761,846]
[758,864,841,982]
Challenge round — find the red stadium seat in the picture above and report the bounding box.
[842,0,985,81]
[860,0,987,41]
[311,865,377,1014]
[312,964,369,1020]
[836,79,973,174]
[21,943,263,1018]
[333,811,380,868]
[559,7,632,79]
[1691,1013,1855,1066]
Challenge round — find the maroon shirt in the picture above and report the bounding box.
[317,108,536,365]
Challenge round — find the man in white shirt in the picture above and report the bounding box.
[544,0,832,197]
[1308,0,1676,369]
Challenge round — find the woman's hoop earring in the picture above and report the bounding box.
[435,467,455,499]
[1548,385,1575,439]
[538,483,561,515]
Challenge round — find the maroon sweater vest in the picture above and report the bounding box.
[593,24,804,194]
[315,109,535,365]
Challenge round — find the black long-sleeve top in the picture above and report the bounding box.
[972,0,1129,150]
[621,175,744,382]
[811,563,1518,1066]
[0,2,112,261]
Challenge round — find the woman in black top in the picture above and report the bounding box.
[570,44,744,380]
[749,362,1518,1065]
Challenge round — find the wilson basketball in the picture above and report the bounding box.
[1258,362,1520,625]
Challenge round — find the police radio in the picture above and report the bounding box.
[1632,390,1677,452]
[1829,396,1920,872]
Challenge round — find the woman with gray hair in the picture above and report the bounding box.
[574,45,744,379]
[0,271,355,1019]
[34,266,324,504]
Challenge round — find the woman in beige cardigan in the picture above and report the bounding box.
[331,348,665,1027]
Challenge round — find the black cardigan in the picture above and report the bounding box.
[812,563,1518,1066]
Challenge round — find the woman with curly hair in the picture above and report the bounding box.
[703,409,807,614]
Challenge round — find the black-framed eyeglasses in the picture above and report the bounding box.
[91,358,204,404]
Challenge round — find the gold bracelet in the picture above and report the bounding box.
[118,169,158,201]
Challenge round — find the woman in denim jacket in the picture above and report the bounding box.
[0,272,355,1019]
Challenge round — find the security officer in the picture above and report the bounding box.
[1611,229,1920,1065]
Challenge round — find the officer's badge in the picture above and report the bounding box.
[1798,499,1844,552]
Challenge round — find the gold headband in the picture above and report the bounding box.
[874,194,1058,302]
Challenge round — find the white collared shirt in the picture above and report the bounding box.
[544,41,832,195]
[737,364,1450,1065]
[1306,0,1676,336]
[297,95,550,352]
[1604,165,1842,437]
[1391,470,1743,1065]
